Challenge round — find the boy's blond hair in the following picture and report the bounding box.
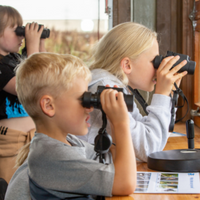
[0,5,23,36]
[16,53,91,120]
[90,22,157,85]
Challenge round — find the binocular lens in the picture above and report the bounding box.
[82,86,134,112]
[15,25,50,39]
[82,92,101,109]
[153,51,196,75]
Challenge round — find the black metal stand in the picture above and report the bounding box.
[148,119,200,172]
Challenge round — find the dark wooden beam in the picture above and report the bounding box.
[113,0,130,27]
[180,0,194,120]
[157,0,195,120]
[156,0,172,55]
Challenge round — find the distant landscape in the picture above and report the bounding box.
[22,19,108,63]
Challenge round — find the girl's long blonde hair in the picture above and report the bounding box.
[90,22,157,85]
[15,142,30,168]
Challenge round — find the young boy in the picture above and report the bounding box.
[0,5,46,183]
[6,52,136,199]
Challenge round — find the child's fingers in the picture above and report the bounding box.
[158,56,186,74]
[38,25,44,34]
[25,23,30,31]
[174,76,182,88]
[33,23,38,30]
[117,92,128,111]
[100,89,129,125]
[25,23,34,32]
[100,89,110,110]
[101,89,117,110]
[157,56,174,71]
[25,22,43,34]
[105,89,117,106]
[100,92,105,108]
[169,60,187,75]
[173,71,188,82]
[109,90,119,106]
[28,22,37,30]
[117,92,125,103]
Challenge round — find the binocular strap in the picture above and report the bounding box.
[169,83,189,132]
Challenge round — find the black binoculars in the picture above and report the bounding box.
[153,51,196,75]
[15,24,50,39]
[82,86,134,112]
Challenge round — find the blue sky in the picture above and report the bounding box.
[1,0,108,20]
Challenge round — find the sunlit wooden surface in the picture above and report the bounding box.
[106,122,200,200]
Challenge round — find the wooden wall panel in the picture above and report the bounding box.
[156,0,172,55]
[157,0,195,120]
[194,0,200,126]
[113,0,130,27]
[181,0,194,120]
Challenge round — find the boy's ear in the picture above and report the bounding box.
[40,95,55,117]
[121,57,132,75]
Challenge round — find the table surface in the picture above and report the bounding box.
[106,122,200,200]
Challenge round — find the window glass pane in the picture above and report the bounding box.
[3,0,108,63]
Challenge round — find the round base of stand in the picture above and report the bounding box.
[147,149,200,172]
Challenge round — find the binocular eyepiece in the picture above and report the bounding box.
[153,51,196,75]
[82,86,134,112]
[15,24,50,39]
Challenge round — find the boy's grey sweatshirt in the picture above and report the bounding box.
[77,69,171,162]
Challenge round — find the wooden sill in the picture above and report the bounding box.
[174,121,200,136]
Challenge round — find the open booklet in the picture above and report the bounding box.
[135,172,200,193]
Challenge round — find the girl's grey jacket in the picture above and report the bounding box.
[78,69,171,162]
